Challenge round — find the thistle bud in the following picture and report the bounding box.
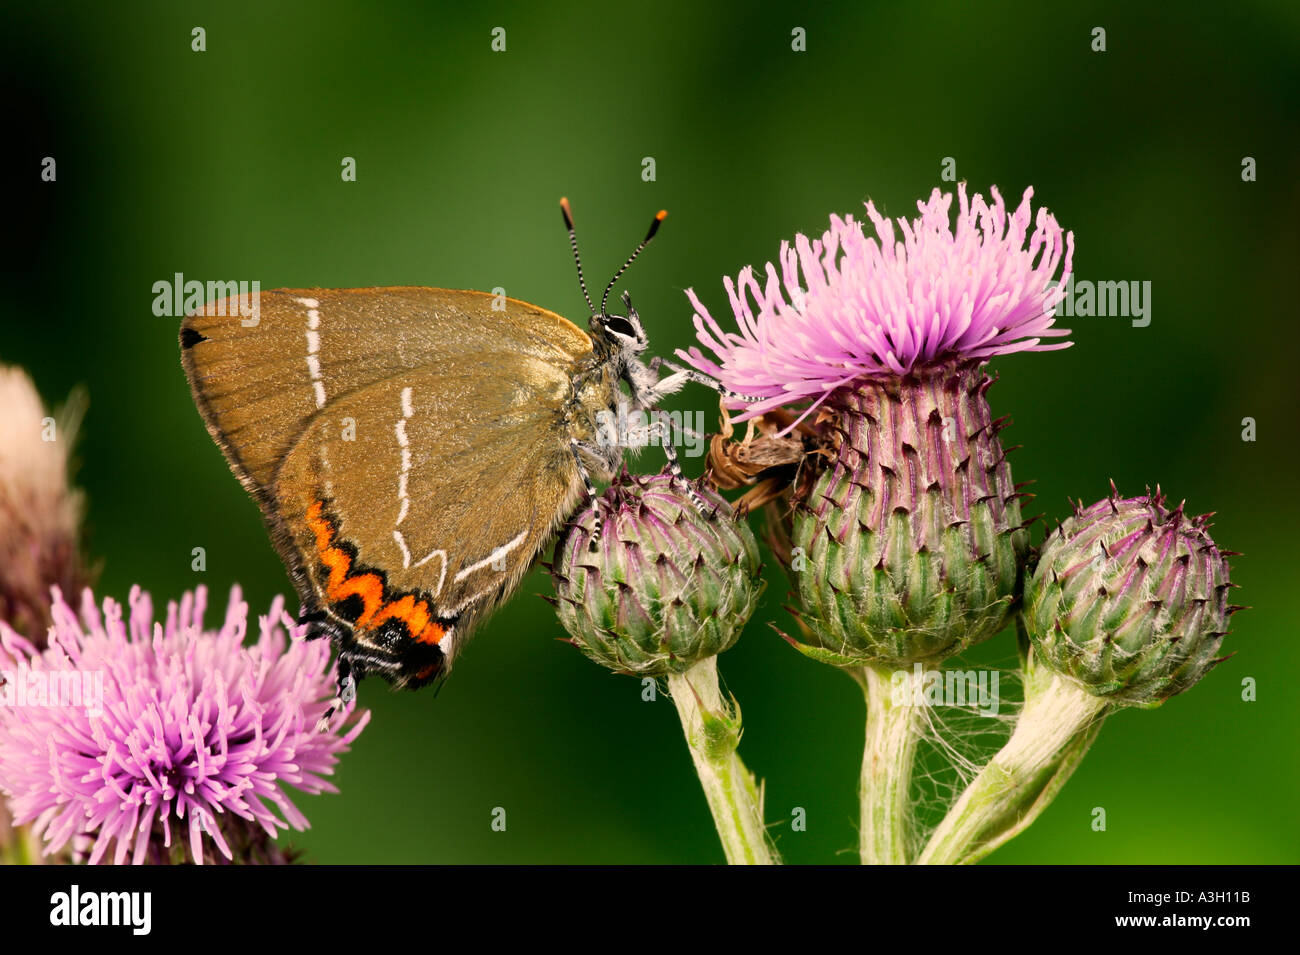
[550,469,764,676]
[0,367,91,645]
[789,362,1030,668]
[1024,487,1239,707]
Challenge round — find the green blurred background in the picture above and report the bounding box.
[3,1,1297,863]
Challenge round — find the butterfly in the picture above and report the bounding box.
[180,200,751,712]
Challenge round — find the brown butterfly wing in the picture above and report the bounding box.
[272,363,587,667]
[181,287,597,684]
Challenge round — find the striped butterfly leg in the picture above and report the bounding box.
[644,354,765,408]
[314,655,357,733]
[570,425,713,554]
[569,438,609,550]
[625,417,716,519]
[297,613,369,732]
[314,639,425,730]
[297,608,356,709]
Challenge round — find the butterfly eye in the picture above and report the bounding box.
[603,315,637,338]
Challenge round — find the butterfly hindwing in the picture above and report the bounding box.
[273,364,588,682]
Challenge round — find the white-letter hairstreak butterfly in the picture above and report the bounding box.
[180,200,754,714]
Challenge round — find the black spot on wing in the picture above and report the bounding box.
[374,617,414,651]
[335,593,366,624]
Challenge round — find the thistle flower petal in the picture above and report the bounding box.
[678,185,1074,425]
[0,585,368,864]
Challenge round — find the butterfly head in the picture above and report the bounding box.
[591,291,650,357]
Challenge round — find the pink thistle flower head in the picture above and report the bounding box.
[0,585,369,865]
[678,184,1074,425]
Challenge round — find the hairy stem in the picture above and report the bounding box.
[917,658,1108,865]
[667,657,780,865]
[859,664,928,865]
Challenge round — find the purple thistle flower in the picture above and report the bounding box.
[0,584,368,865]
[678,184,1074,425]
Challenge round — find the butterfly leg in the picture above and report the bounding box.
[644,355,764,407]
[569,438,608,549]
[316,656,357,733]
[624,417,714,518]
[615,292,759,416]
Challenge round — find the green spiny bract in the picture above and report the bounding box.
[789,362,1030,668]
[1024,486,1239,707]
[550,470,764,676]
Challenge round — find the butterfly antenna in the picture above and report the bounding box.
[601,209,667,316]
[560,197,596,315]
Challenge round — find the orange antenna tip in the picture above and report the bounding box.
[643,210,667,243]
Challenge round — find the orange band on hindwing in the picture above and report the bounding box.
[305,499,449,645]
[371,594,448,646]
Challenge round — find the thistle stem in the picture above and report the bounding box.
[0,813,44,866]
[917,662,1108,865]
[667,657,780,865]
[859,664,928,865]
